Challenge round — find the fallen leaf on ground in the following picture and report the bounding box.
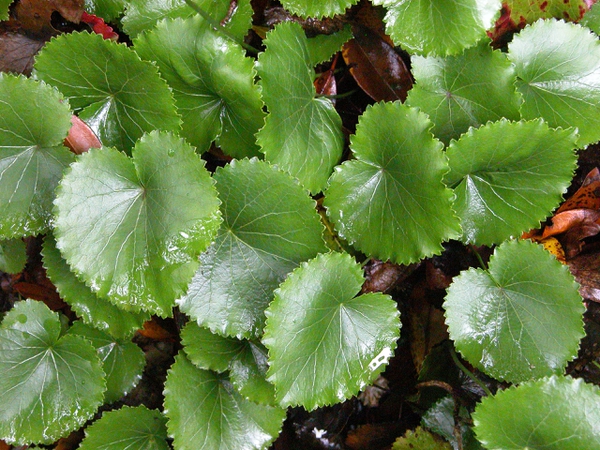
[558,167,600,213]
[567,250,600,303]
[12,0,84,36]
[64,115,102,154]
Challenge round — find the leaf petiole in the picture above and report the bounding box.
[450,347,493,397]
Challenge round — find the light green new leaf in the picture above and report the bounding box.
[69,321,145,404]
[164,354,286,450]
[473,376,600,450]
[407,41,521,145]
[263,252,400,410]
[123,0,252,39]
[256,22,343,194]
[280,0,357,18]
[444,239,585,383]
[324,102,460,265]
[84,0,126,21]
[445,119,578,245]
[0,238,26,274]
[42,234,148,340]
[79,406,169,450]
[0,300,105,445]
[372,0,501,56]
[135,16,264,158]
[182,322,276,404]
[33,32,180,152]
[0,74,74,238]
[177,158,326,338]
[508,19,600,146]
[54,131,221,317]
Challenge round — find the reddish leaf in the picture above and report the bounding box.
[138,317,176,341]
[0,31,46,75]
[80,11,118,40]
[346,422,404,450]
[315,54,338,97]
[558,167,600,213]
[64,115,102,154]
[342,24,412,102]
[542,209,600,239]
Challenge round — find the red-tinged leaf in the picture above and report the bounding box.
[345,423,404,450]
[542,209,600,239]
[81,11,118,40]
[64,115,102,154]
[342,24,412,102]
[558,168,600,213]
[13,281,65,310]
[568,251,600,302]
[138,318,176,341]
[315,54,339,96]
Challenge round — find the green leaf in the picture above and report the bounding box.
[182,322,276,404]
[508,19,600,146]
[177,158,326,338]
[83,0,126,21]
[164,353,286,450]
[53,131,221,317]
[122,0,252,39]
[324,102,460,265]
[279,0,357,19]
[372,0,501,56]
[0,300,105,445]
[505,0,588,24]
[33,32,180,152]
[406,41,521,145]
[392,426,452,450]
[473,375,600,450]
[0,238,26,274]
[581,1,600,35]
[79,406,168,450]
[0,74,74,238]
[444,239,585,383]
[134,16,264,158]
[256,22,344,194]
[306,25,353,66]
[69,321,145,404]
[263,252,400,410]
[42,234,148,340]
[445,119,578,245]
[0,0,12,20]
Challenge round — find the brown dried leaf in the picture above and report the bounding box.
[64,115,102,154]
[542,209,600,239]
[558,167,600,213]
[346,422,404,450]
[361,260,416,293]
[0,31,45,75]
[568,251,600,303]
[13,0,84,36]
[342,24,412,102]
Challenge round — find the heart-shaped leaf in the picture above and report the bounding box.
[164,353,286,450]
[473,376,600,450]
[134,16,264,158]
[444,239,585,383]
[79,406,169,450]
[0,238,26,274]
[445,119,578,245]
[372,0,501,56]
[177,158,326,338]
[256,22,344,194]
[42,234,148,340]
[279,0,357,18]
[0,300,105,445]
[69,321,145,404]
[53,131,221,317]
[324,102,461,264]
[263,252,401,410]
[0,74,74,238]
[407,41,521,145]
[33,32,180,152]
[508,19,600,146]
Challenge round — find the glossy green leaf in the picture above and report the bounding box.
[508,19,600,146]
[177,158,326,338]
[445,119,578,245]
[79,406,168,450]
[473,376,600,450]
[0,238,26,274]
[33,32,180,152]
[69,321,145,404]
[422,396,483,450]
[84,0,126,21]
[0,300,105,445]
[53,131,221,317]
[406,41,521,145]
[182,322,276,404]
[581,1,600,35]
[135,16,263,158]
[372,0,501,56]
[306,25,353,66]
[392,426,452,450]
[0,74,74,238]
[164,353,286,450]
[123,0,252,39]
[280,0,357,18]
[263,252,400,410]
[444,239,585,383]
[42,234,148,340]
[256,22,343,194]
[324,102,460,264]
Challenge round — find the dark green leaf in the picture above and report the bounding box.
[0,238,26,274]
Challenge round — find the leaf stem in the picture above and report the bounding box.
[450,347,493,397]
[183,0,260,54]
[469,244,488,270]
